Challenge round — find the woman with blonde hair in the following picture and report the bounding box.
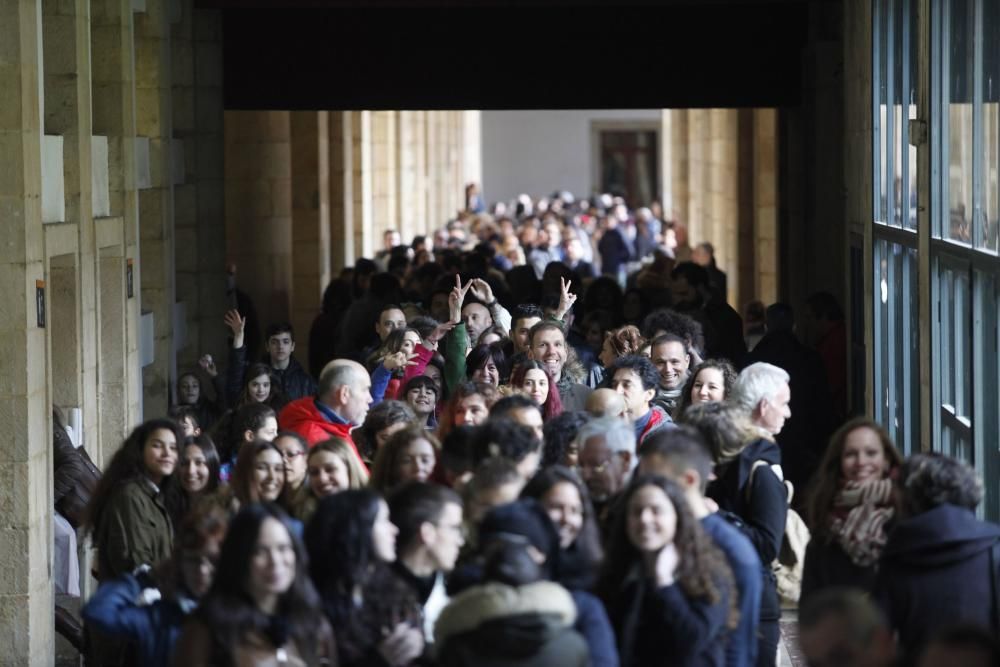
[290,437,369,522]
[801,418,902,602]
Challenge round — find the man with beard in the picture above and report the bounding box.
[528,321,592,412]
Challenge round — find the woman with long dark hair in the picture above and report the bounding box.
[229,440,286,510]
[85,418,184,581]
[801,418,902,602]
[165,434,221,527]
[305,490,424,667]
[172,504,335,665]
[402,375,440,429]
[84,418,183,666]
[510,359,564,420]
[597,475,737,667]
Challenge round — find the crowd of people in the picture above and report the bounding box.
[52,190,1000,666]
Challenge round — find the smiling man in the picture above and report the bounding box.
[649,333,691,414]
[528,321,591,412]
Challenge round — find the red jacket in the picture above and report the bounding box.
[278,397,368,472]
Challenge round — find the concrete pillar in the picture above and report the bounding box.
[135,0,177,416]
[328,111,354,272]
[668,109,690,225]
[396,111,416,242]
[371,111,398,240]
[172,0,226,372]
[754,109,779,305]
[224,111,292,329]
[707,109,740,305]
[290,111,330,364]
[92,0,141,448]
[191,8,227,366]
[0,0,55,660]
[350,110,374,260]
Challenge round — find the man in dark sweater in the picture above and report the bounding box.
[388,482,465,645]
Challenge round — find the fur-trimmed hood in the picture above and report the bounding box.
[560,348,588,385]
[434,581,577,649]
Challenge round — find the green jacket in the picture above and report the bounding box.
[95,477,174,581]
[444,322,470,396]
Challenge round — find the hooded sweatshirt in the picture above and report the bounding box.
[877,503,1000,655]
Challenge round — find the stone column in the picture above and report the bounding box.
[92,0,141,449]
[0,0,54,661]
[135,0,177,416]
[328,111,354,272]
[224,111,292,329]
[172,0,226,371]
[754,109,778,305]
[290,111,330,364]
[371,111,398,241]
[350,110,374,260]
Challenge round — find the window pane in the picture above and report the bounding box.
[975,270,999,520]
[876,0,889,225]
[905,0,918,230]
[946,0,974,243]
[981,0,1000,251]
[874,238,920,451]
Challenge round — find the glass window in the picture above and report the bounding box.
[935,258,972,461]
[905,0,918,230]
[974,270,999,520]
[943,0,975,244]
[874,239,920,451]
[979,0,999,251]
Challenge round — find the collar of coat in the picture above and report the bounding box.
[433,580,576,646]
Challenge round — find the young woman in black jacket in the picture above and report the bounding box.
[598,475,738,667]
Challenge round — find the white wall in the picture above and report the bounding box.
[480,109,662,206]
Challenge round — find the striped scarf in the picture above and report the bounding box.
[828,478,895,567]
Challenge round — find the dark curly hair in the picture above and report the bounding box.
[603,325,646,361]
[355,399,416,462]
[674,358,738,417]
[597,474,739,630]
[84,418,185,535]
[605,354,660,391]
[805,418,902,538]
[237,363,287,411]
[642,308,706,356]
[541,410,590,467]
[898,452,983,517]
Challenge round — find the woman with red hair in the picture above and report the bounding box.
[510,359,564,420]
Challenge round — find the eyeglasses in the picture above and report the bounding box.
[281,451,305,460]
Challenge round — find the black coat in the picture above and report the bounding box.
[743,330,838,494]
[706,439,787,622]
[800,538,878,604]
[612,566,732,667]
[876,504,1000,656]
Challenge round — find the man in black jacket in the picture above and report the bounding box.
[226,312,317,402]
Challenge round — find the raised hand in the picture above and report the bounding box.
[425,320,456,347]
[468,278,495,305]
[553,276,577,320]
[223,309,246,349]
[377,623,424,667]
[654,542,680,587]
[382,351,418,371]
[198,354,217,378]
[448,274,472,324]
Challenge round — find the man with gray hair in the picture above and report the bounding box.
[575,416,636,526]
[730,362,792,437]
[278,358,372,470]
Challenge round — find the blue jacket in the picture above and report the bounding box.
[82,573,195,667]
[570,589,620,667]
[702,513,762,667]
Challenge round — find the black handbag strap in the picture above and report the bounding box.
[991,540,1000,629]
